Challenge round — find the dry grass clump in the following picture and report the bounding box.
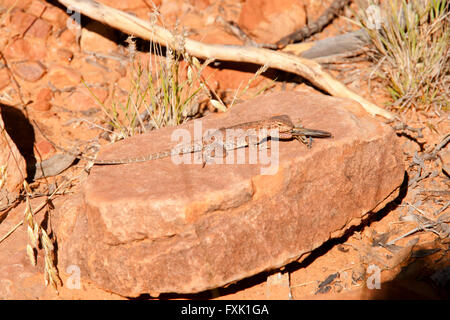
[88,9,271,141]
[357,0,449,111]
[87,32,218,141]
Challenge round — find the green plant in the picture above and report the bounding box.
[356,0,449,111]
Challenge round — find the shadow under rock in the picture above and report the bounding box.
[0,104,36,182]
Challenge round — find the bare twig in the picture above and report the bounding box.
[387,203,450,245]
[392,122,424,138]
[434,201,450,216]
[423,133,450,160]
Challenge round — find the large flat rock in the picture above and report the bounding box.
[53,91,404,296]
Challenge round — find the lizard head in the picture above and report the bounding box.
[268,115,294,132]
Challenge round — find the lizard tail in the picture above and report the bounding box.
[292,127,332,138]
[33,119,115,164]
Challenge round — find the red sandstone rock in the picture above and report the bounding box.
[76,62,109,84]
[0,200,47,299]
[52,92,404,296]
[0,197,125,299]
[0,68,10,90]
[37,87,52,100]
[238,0,307,43]
[47,65,81,89]
[34,139,55,156]
[58,29,77,47]
[26,1,48,20]
[9,9,36,35]
[55,48,74,63]
[4,38,47,61]
[31,88,53,111]
[66,87,108,112]
[1,0,32,10]
[26,18,52,39]
[27,0,47,15]
[13,61,46,82]
[41,6,68,31]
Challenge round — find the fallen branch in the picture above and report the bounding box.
[386,203,450,246]
[424,133,450,160]
[58,0,395,121]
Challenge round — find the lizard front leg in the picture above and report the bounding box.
[201,142,227,167]
[201,130,229,167]
[291,124,332,148]
[201,133,268,166]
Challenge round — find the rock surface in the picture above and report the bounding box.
[47,65,82,89]
[0,68,9,90]
[0,201,49,299]
[52,91,405,297]
[12,61,46,82]
[31,88,53,111]
[4,38,47,61]
[238,0,306,43]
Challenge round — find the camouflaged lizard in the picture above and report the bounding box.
[35,115,332,165]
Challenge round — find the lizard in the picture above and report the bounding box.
[33,115,332,166]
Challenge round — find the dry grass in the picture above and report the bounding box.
[357,0,449,112]
[0,164,6,190]
[22,181,61,293]
[85,33,218,141]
